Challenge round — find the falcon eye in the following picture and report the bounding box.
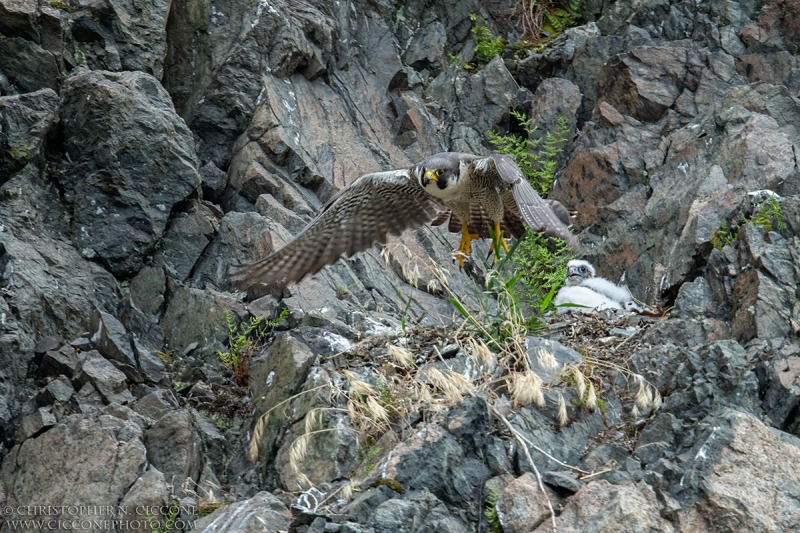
[434,169,443,177]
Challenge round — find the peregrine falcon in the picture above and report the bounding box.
[229,152,580,288]
[554,259,641,313]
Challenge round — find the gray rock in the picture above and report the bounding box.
[528,77,582,158]
[677,409,800,531]
[118,467,171,521]
[89,309,140,380]
[255,193,309,235]
[133,342,167,384]
[129,265,167,317]
[632,340,760,421]
[674,277,715,319]
[59,69,200,277]
[341,486,394,524]
[194,491,291,532]
[249,333,317,463]
[75,381,104,414]
[144,410,203,494]
[161,286,243,360]
[378,423,490,506]
[369,489,468,533]
[33,335,62,354]
[193,211,276,290]
[525,337,584,382]
[760,355,800,433]
[0,88,59,186]
[274,410,358,490]
[154,200,221,281]
[542,470,583,493]
[429,56,523,143]
[74,351,134,405]
[39,346,85,378]
[191,409,228,477]
[536,480,674,532]
[731,224,798,342]
[0,413,147,520]
[597,45,690,122]
[200,161,228,198]
[132,389,180,423]
[0,37,62,93]
[489,473,558,532]
[103,402,149,430]
[35,375,75,405]
[15,407,57,441]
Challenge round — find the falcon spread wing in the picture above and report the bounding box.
[488,154,580,250]
[229,152,580,289]
[228,169,445,287]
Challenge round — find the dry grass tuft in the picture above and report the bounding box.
[509,371,545,408]
[387,343,415,367]
[535,346,559,371]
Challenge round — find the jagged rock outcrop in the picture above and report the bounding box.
[1,0,799,531]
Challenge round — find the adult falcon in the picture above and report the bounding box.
[229,152,580,288]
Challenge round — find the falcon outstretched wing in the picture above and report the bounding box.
[484,154,581,250]
[228,169,446,288]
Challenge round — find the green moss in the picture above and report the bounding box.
[484,488,503,533]
[49,0,71,12]
[9,146,30,161]
[372,478,405,494]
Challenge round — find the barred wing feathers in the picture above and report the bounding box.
[228,169,445,288]
[486,154,581,251]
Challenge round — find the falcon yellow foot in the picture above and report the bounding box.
[490,221,509,265]
[456,222,480,268]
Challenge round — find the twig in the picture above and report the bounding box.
[490,405,557,529]
[577,468,613,481]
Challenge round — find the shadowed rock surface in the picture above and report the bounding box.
[1,0,799,531]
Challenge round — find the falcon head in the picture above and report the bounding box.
[413,152,462,199]
[565,259,596,286]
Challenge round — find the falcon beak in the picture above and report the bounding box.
[424,169,438,182]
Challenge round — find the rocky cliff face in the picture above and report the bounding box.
[1,0,799,531]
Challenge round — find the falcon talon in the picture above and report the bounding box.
[228,152,580,289]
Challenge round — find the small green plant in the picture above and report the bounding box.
[515,232,573,315]
[470,14,505,62]
[752,197,787,233]
[484,487,504,533]
[515,0,581,45]
[448,239,528,348]
[711,221,737,250]
[396,289,414,332]
[489,112,570,196]
[488,112,574,310]
[710,196,787,250]
[334,282,351,300]
[9,146,30,161]
[218,309,288,386]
